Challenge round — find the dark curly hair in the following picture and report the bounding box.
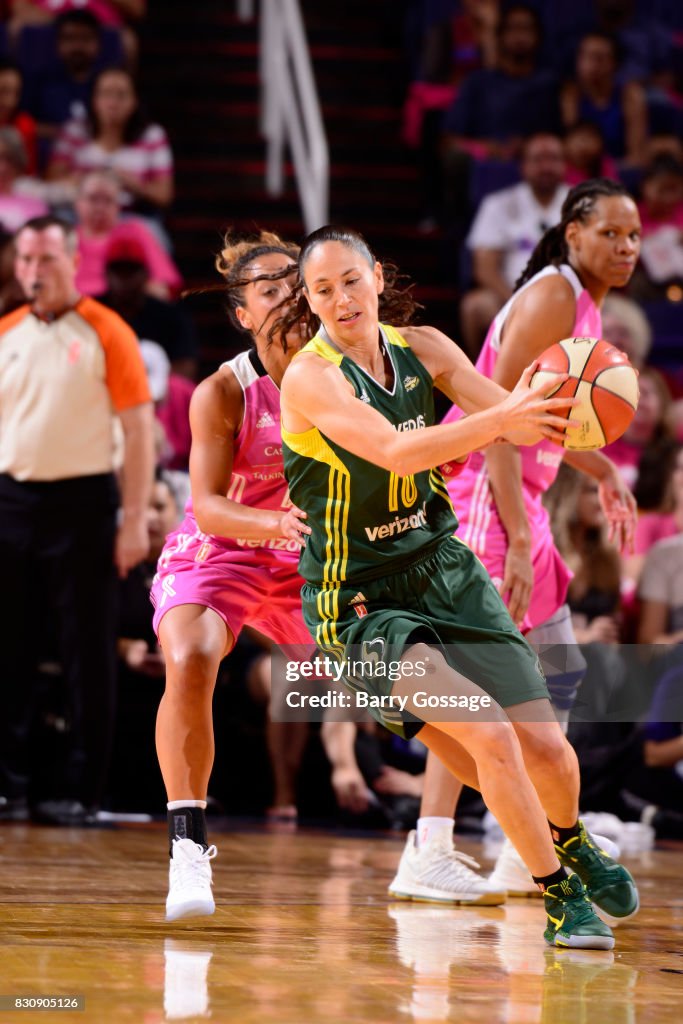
[268,225,422,345]
[514,178,632,291]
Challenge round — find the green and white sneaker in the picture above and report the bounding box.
[554,821,639,920]
[543,873,615,950]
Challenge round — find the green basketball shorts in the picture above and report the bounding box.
[301,535,549,738]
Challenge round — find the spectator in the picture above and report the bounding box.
[139,338,194,472]
[321,718,425,830]
[624,444,683,589]
[402,0,499,227]
[644,133,683,165]
[630,156,683,301]
[47,67,174,219]
[638,156,683,235]
[591,0,672,88]
[638,533,683,651]
[459,131,568,357]
[22,10,107,164]
[560,32,647,165]
[603,366,675,492]
[600,293,652,370]
[441,4,560,225]
[0,126,48,234]
[545,463,622,647]
[0,58,38,175]
[8,2,145,67]
[0,229,27,314]
[563,121,619,186]
[633,663,683,838]
[99,239,198,379]
[75,170,181,299]
[0,214,154,825]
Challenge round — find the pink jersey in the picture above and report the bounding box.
[181,349,300,563]
[445,264,602,631]
[151,349,311,644]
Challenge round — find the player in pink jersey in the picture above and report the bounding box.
[150,231,314,921]
[389,180,642,903]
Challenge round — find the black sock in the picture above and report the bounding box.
[168,806,208,856]
[532,866,568,892]
[548,819,581,846]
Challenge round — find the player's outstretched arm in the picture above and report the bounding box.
[281,353,576,478]
[482,278,577,622]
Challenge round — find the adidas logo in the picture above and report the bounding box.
[256,410,275,428]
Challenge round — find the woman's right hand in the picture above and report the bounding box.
[279,505,312,547]
[499,541,534,626]
[499,363,578,447]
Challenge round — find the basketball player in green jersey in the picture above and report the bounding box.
[278,225,638,949]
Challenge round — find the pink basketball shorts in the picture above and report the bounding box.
[151,519,312,646]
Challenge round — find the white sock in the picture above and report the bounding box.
[416,816,454,847]
[167,799,207,810]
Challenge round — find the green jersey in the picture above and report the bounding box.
[282,323,458,586]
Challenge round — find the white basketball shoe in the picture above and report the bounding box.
[388,830,506,905]
[166,839,217,922]
[488,833,621,897]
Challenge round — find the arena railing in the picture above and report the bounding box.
[238,0,330,232]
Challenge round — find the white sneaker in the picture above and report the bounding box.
[388,830,506,905]
[488,833,621,897]
[487,838,539,896]
[166,839,217,922]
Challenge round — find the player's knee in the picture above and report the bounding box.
[165,641,222,694]
[523,726,575,779]
[467,719,520,770]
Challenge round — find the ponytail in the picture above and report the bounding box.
[514,223,567,291]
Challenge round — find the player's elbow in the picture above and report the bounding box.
[192,499,214,535]
[384,440,413,477]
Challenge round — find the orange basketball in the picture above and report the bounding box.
[530,337,639,450]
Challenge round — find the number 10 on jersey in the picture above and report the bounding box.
[388,472,418,512]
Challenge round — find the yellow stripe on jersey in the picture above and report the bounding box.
[295,334,345,366]
[281,424,351,584]
[429,468,455,509]
[315,584,345,656]
[382,324,410,349]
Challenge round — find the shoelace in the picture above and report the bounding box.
[420,842,485,887]
[560,892,600,927]
[173,844,217,887]
[562,833,612,873]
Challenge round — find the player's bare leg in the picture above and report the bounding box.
[157,605,231,921]
[390,644,615,947]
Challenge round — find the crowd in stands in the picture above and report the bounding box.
[0,0,681,841]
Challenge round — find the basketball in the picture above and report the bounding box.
[530,336,639,450]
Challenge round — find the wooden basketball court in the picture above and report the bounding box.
[1,823,681,1023]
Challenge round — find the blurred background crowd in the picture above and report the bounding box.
[0,0,682,843]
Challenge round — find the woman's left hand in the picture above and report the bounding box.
[598,470,637,552]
